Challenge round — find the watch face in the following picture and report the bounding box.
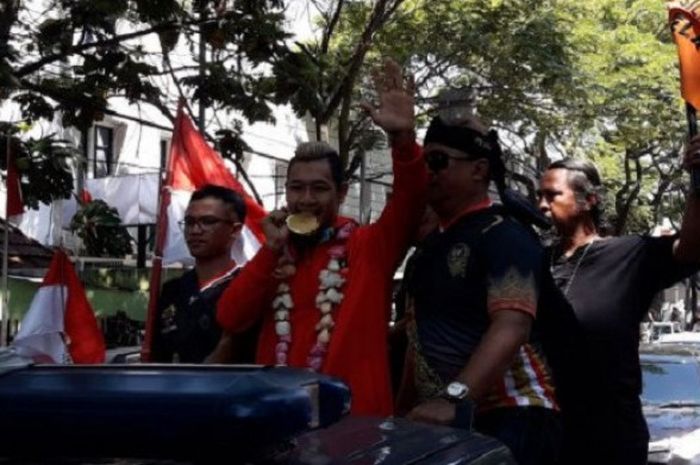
[447,382,467,398]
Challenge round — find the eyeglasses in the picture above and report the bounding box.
[179,216,237,231]
[424,150,477,172]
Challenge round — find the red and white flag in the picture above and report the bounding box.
[161,105,266,265]
[12,249,105,364]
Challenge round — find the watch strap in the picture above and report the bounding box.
[450,399,474,431]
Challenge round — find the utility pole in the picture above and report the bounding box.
[0,134,10,346]
[358,151,370,224]
[198,1,207,132]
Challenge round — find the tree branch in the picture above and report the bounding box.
[614,149,643,234]
[16,21,184,78]
[319,0,405,124]
[321,0,345,55]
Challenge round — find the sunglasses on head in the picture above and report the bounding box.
[424,150,477,172]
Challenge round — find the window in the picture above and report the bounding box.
[93,126,114,177]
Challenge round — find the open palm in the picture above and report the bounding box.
[361,59,415,133]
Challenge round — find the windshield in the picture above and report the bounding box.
[641,359,700,406]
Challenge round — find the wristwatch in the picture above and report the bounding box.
[444,381,470,402]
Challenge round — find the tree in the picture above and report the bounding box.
[1,0,292,207]
[332,0,690,234]
[366,0,581,186]
[0,122,74,210]
[70,198,133,257]
[275,0,582,178]
[272,0,406,167]
[552,0,686,234]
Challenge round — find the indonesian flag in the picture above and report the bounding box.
[12,249,105,364]
[669,1,700,109]
[161,105,266,265]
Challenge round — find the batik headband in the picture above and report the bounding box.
[423,116,496,160]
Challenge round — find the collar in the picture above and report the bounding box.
[320,216,359,243]
[198,263,238,291]
[439,198,493,231]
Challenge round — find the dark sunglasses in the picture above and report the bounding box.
[179,216,237,231]
[424,150,476,172]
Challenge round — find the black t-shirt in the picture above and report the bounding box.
[549,235,697,405]
[411,206,558,410]
[151,268,255,363]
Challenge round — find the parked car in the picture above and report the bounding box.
[0,349,515,465]
[641,344,700,464]
[105,345,142,363]
[657,331,700,346]
[649,322,683,342]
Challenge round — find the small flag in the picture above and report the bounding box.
[12,249,105,364]
[670,2,700,109]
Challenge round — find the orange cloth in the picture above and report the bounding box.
[670,4,700,109]
[217,140,427,415]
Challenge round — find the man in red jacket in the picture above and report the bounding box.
[217,60,427,415]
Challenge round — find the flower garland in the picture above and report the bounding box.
[272,221,355,371]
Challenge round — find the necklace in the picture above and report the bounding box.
[272,221,356,371]
[552,239,596,296]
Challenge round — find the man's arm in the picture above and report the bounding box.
[216,210,291,333]
[216,246,279,333]
[407,310,531,425]
[204,333,235,363]
[454,310,532,399]
[360,59,428,271]
[674,135,700,263]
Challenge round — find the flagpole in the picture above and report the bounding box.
[1,134,11,346]
[141,103,182,362]
[141,169,168,362]
[198,2,207,132]
[685,103,700,195]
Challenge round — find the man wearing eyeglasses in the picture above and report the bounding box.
[151,184,257,364]
[401,113,563,465]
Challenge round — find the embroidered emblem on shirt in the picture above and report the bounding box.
[447,243,470,278]
[161,305,177,334]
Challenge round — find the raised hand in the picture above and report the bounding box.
[360,58,415,134]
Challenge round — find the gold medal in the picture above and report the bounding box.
[286,213,320,235]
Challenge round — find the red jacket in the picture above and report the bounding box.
[217,139,427,415]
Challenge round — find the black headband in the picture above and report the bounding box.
[423,116,496,160]
[422,115,550,229]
